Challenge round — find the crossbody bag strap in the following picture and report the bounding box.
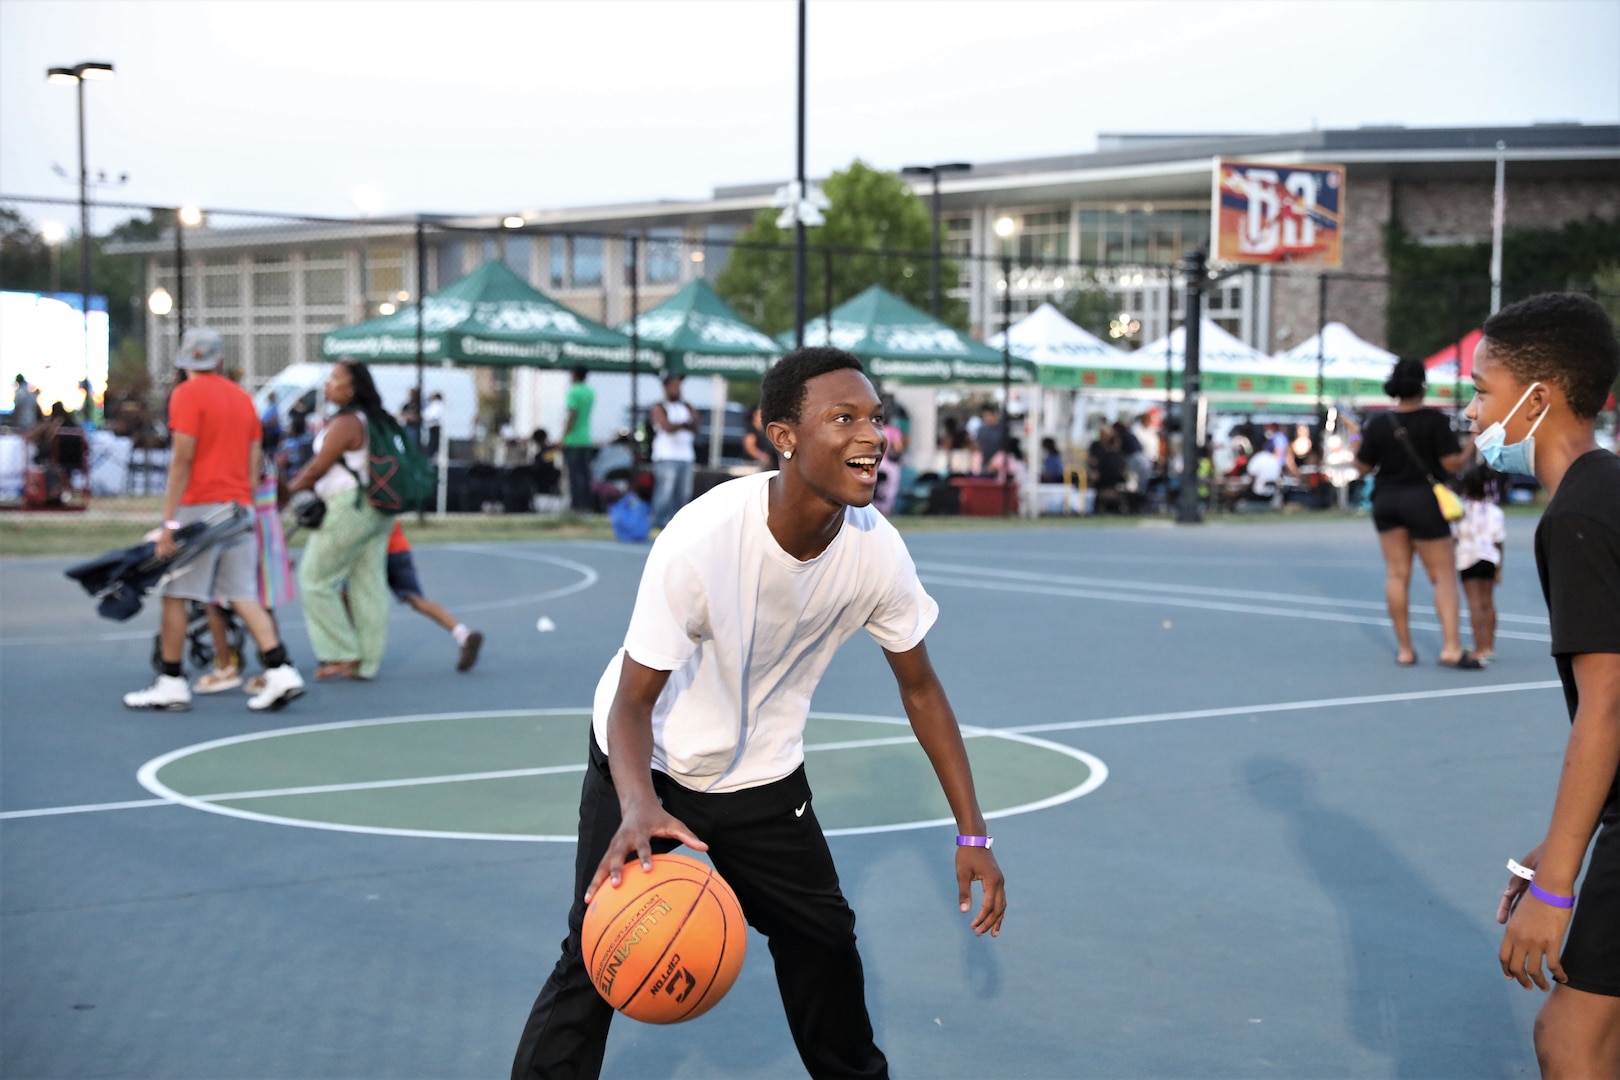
[1390,420,1440,485]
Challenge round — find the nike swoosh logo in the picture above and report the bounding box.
[794,802,807,818]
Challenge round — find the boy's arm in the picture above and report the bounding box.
[584,653,708,902]
[883,641,1007,937]
[1498,651,1620,990]
[156,432,197,559]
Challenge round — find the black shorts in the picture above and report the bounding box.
[1371,484,1451,541]
[1563,798,1620,997]
[386,550,423,602]
[1459,559,1498,582]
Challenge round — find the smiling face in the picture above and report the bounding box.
[1465,338,1541,436]
[778,367,888,508]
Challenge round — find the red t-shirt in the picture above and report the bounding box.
[387,521,410,555]
[168,373,261,506]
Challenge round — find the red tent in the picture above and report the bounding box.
[1422,329,1483,377]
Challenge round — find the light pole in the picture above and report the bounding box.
[900,162,971,318]
[995,215,1018,517]
[47,60,114,419]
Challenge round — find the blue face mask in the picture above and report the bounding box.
[1473,382,1545,475]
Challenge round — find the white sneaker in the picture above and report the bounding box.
[247,664,305,712]
[125,674,192,711]
[194,666,243,694]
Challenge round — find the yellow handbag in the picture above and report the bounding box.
[1432,482,1464,522]
[1393,422,1465,522]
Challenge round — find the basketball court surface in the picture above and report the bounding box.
[2,515,1565,1077]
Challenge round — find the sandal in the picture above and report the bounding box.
[315,661,359,680]
[1395,652,1419,667]
[1438,652,1485,671]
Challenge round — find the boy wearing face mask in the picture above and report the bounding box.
[1474,293,1620,1075]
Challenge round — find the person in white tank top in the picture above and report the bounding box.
[284,360,394,681]
[648,374,697,529]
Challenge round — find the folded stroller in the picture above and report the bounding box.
[66,505,257,674]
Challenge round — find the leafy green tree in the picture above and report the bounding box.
[1386,215,1620,358]
[715,159,966,335]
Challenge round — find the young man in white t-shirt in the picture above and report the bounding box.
[512,348,1007,1080]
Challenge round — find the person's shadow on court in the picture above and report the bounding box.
[1245,757,1527,1078]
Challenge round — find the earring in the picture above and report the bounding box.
[783,450,793,460]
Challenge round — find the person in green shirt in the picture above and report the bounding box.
[563,367,596,512]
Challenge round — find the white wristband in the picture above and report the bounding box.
[1506,858,1535,881]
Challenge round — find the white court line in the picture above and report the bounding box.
[916,561,1550,626]
[2,550,599,647]
[918,570,1552,642]
[2,682,1561,823]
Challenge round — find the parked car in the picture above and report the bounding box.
[627,401,751,467]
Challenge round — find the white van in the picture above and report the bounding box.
[254,362,478,440]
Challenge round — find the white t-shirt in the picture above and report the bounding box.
[593,471,938,793]
[650,400,696,463]
[1247,450,1282,496]
[1454,499,1506,568]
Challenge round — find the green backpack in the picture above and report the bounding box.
[344,409,436,514]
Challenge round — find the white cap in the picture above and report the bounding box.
[174,328,225,370]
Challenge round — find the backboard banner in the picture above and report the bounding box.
[1213,159,1346,266]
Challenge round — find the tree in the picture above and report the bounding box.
[715,159,966,336]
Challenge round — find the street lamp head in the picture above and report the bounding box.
[40,221,67,245]
[47,62,115,84]
[178,205,203,227]
[147,287,173,316]
[994,216,1017,238]
[502,215,525,229]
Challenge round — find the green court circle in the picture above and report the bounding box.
[137,710,1106,841]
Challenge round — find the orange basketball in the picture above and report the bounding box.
[582,852,747,1024]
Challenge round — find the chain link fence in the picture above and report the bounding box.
[2,192,1616,530]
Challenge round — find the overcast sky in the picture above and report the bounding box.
[2,0,1616,226]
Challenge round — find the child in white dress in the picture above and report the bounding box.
[1454,464,1507,663]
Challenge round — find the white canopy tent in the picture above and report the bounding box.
[1276,322,1398,385]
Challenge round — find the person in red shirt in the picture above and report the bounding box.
[124,329,304,712]
[385,522,483,671]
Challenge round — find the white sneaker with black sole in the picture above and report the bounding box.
[124,674,192,711]
[247,664,305,711]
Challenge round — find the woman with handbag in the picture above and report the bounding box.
[285,360,393,681]
[1355,358,1482,669]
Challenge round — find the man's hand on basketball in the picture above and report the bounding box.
[584,798,708,903]
[956,847,1006,937]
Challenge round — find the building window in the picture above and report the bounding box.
[204,271,241,309]
[646,228,681,285]
[303,265,346,306]
[366,249,406,299]
[1014,209,1069,265]
[701,224,739,279]
[549,237,567,289]
[436,243,464,289]
[504,236,532,281]
[572,236,604,287]
[252,266,292,307]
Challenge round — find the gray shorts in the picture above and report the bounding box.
[162,502,259,603]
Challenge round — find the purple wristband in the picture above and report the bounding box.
[1527,881,1575,909]
[956,835,993,848]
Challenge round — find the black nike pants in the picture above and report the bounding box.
[511,733,889,1080]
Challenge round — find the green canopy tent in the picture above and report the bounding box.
[322,260,651,371]
[779,285,1036,386]
[322,260,658,514]
[620,279,781,465]
[624,279,781,378]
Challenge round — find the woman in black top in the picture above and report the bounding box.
[1355,358,1481,669]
